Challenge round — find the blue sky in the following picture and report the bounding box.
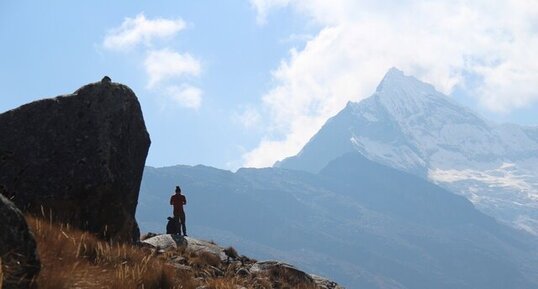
[1,0,537,170]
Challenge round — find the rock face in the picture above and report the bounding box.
[0,192,40,289]
[0,78,151,242]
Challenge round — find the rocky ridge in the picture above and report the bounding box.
[141,233,344,289]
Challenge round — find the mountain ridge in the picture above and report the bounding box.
[277,68,538,234]
[139,155,538,289]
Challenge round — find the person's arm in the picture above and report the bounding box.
[183,196,187,205]
[170,195,174,206]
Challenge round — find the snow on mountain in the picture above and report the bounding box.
[278,68,538,234]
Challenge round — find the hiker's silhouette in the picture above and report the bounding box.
[170,185,187,236]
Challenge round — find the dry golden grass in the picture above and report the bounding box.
[189,251,221,268]
[21,216,323,289]
[201,277,246,289]
[26,216,197,289]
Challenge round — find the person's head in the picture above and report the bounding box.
[175,186,181,194]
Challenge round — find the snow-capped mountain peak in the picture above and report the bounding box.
[278,67,538,234]
[372,68,467,124]
[376,67,433,94]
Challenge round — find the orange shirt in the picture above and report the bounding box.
[170,194,187,212]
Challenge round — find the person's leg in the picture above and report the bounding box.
[179,211,187,236]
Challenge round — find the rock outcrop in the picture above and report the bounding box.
[0,77,151,242]
[142,234,344,289]
[141,234,188,251]
[0,192,40,289]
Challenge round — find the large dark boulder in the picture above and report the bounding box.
[0,77,150,242]
[0,191,40,289]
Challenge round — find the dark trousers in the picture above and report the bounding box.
[174,210,187,236]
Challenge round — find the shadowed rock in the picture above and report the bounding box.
[250,261,315,286]
[0,78,150,242]
[0,192,40,289]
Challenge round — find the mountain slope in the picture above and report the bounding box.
[137,160,538,289]
[320,152,494,228]
[277,68,538,234]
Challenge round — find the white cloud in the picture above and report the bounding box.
[250,0,290,24]
[233,106,262,130]
[166,84,203,110]
[103,13,186,51]
[144,49,201,88]
[242,115,322,167]
[241,139,299,169]
[102,14,204,111]
[244,0,538,167]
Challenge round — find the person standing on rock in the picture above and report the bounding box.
[170,186,187,236]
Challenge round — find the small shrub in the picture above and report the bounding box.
[223,247,238,261]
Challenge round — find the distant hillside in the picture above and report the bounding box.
[138,153,538,289]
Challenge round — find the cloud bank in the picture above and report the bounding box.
[103,13,203,110]
[244,0,538,167]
